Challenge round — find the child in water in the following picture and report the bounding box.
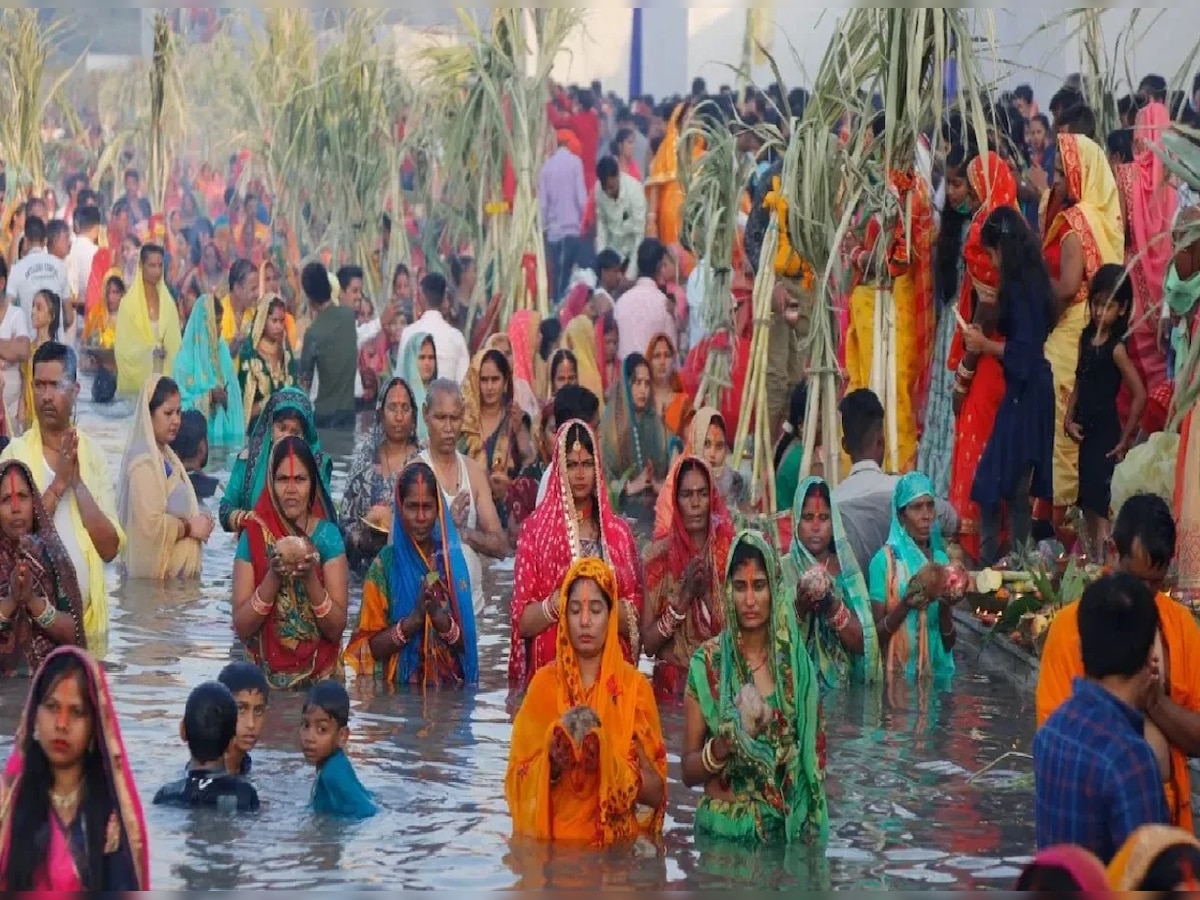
[302,681,378,819]
[218,662,270,776]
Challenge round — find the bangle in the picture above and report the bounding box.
[440,619,462,645]
[392,621,408,647]
[623,599,640,660]
[312,592,333,620]
[250,589,274,617]
[181,518,191,540]
[956,362,976,383]
[541,595,560,623]
[826,602,852,632]
[701,739,727,775]
[34,601,57,630]
[665,603,686,624]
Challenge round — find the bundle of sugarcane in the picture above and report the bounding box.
[146,11,183,216]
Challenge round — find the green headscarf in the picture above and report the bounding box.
[1164,262,1200,381]
[686,529,829,845]
[788,476,881,688]
[399,332,435,444]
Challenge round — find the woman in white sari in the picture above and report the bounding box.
[116,375,214,580]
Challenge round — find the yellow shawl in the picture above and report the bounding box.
[114,266,182,397]
[562,315,605,409]
[1057,133,1126,267]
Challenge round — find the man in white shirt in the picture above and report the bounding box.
[65,205,102,313]
[399,272,470,385]
[594,156,646,279]
[613,239,677,361]
[7,217,69,317]
[46,221,77,347]
[0,258,31,430]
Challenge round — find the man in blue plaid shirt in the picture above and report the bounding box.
[1033,573,1171,862]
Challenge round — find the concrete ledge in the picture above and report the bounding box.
[953,609,1041,692]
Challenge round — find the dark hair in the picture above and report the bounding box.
[839,389,884,457]
[624,351,651,387]
[303,680,350,730]
[0,255,8,282]
[1049,87,1084,117]
[1140,74,1169,104]
[1057,104,1097,141]
[636,238,667,279]
[538,318,563,361]
[801,478,831,510]
[139,242,164,265]
[596,155,620,182]
[420,272,447,303]
[594,248,624,276]
[229,258,256,293]
[378,376,417,423]
[171,409,208,462]
[32,290,62,343]
[265,296,287,320]
[391,262,410,284]
[1014,84,1034,104]
[23,215,46,245]
[935,144,976,304]
[396,461,441,513]
[553,385,600,428]
[183,681,238,763]
[1113,493,1177,571]
[148,376,180,413]
[774,381,808,472]
[32,340,77,383]
[75,204,101,232]
[1106,127,1135,164]
[478,347,512,399]
[336,265,364,291]
[674,456,710,504]
[1137,842,1200,890]
[270,435,321,512]
[1084,263,1133,344]
[1015,862,1093,891]
[730,539,767,575]
[979,206,1058,336]
[448,255,474,287]
[1118,93,1137,121]
[1078,573,1159,679]
[560,420,596,458]
[301,262,332,304]
[46,219,70,246]
[550,347,578,385]
[612,127,634,154]
[124,167,141,182]
[1029,112,1051,137]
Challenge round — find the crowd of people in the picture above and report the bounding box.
[0,58,1198,890]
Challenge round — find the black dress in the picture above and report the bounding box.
[1072,333,1124,517]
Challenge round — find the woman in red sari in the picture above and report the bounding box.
[508,420,644,687]
[642,456,734,699]
[947,151,1019,560]
[231,436,348,690]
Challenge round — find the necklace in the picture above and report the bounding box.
[51,785,80,814]
[745,654,769,674]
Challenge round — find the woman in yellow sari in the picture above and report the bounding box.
[506,557,667,846]
[562,315,604,408]
[1040,134,1124,521]
[114,246,182,398]
[646,101,701,248]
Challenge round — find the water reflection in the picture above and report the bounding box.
[0,385,1038,889]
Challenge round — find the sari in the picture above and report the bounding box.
[82,268,121,349]
[219,387,333,533]
[398,332,435,445]
[509,420,644,685]
[0,647,149,890]
[563,315,605,407]
[506,557,667,846]
[238,294,297,435]
[507,310,541,411]
[687,406,746,508]
[946,152,1019,559]
[116,376,202,580]
[788,476,882,689]
[0,460,86,676]
[686,530,829,844]
[114,266,182,398]
[1042,134,1125,512]
[598,358,671,487]
[173,294,245,449]
[867,472,954,681]
[1107,825,1200,890]
[644,456,734,697]
[346,465,477,687]
[459,347,520,486]
[646,333,694,439]
[646,103,702,247]
[1018,846,1111,892]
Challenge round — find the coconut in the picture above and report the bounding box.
[274,535,310,566]
[561,706,601,746]
[797,564,834,609]
[944,563,970,601]
[735,683,770,736]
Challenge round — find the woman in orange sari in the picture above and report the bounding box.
[1039,134,1125,524]
[946,151,1018,560]
[646,332,693,439]
[506,557,667,847]
[646,101,700,248]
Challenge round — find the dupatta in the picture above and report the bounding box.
[114,266,182,397]
[460,347,519,475]
[562,315,605,404]
[0,646,149,890]
[789,476,881,688]
[1051,134,1125,273]
[238,293,297,430]
[508,420,644,685]
[1128,102,1178,304]
[398,332,435,444]
[646,332,693,438]
[598,356,670,482]
[174,294,245,449]
[506,557,667,846]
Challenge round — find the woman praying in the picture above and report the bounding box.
[173,290,245,450]
[599,352,670,501]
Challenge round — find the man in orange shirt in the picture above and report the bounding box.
[1037,494,1200,831]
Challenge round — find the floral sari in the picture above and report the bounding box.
[788,476,881,689]
[0,461,86,676]
[644,456,734,698]
[174,294,245,449]
[686,530,828,844]
[506,557,667,846]
[238,294,297,435]
[346,465,477,688]
[1041,134,1125,514]
[509,420,644,686]
[0,647,149,890]
[114,265,182,398]
[946,152,1018,559]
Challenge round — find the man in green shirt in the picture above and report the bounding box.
[298,262,357,430]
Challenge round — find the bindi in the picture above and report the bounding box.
[287,447,298,479]
[7,469,17,513]
[414,474,432,506]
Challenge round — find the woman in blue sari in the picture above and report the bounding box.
[346,461,478,688]
[399,332,437,445]
[219,387,332,533]
[867,472,961,682]
[788,476,881,689]
[173,293,245,449]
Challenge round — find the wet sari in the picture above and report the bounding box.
[598,357,671,488]
[506,558,667,846]
[509,420,644,686]
[174,294,245,449]
[460,347,520,490]
[788,476,881,689]
[238,294,297,435]
[946,152,1018,559]
[686,530,829,844]
[0,647,149,890]
[114,266,182,398]
[644,456,734,698]
[346,465,478,688]
[0,461,86,676]
[646,333,694,439]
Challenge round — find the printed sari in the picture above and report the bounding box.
[174,294,245,449]
[788,476,882,689]
[507,310,541,412]
[506,557,667,846]
[598,357,671,488]
[644,456,734,698]
[114,265,182,398]
[398,332,435,445]
[0,461,86,676]
[646,332,694,439]
[346,465,478,688]
[0,647,149,890]
[946,152,1018,559]
[509,420,644,686]
[460,347,520,478]
[686,530,829,844]
[238,294,297,435]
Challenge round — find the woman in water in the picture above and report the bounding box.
[599,352,669,501]
[238,294,296,435]
[173,289,245,450]
[460,347,521,524]
[399,332,437,445]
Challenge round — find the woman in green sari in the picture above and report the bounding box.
[173,293,245,450]
[238,294,297,435]
[683,530,828,845]
[788,476,881,689]
[599,352,670,503]
[219,387,333,533]
[399,331,437,445]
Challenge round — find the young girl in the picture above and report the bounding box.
[19,289,62,431]
[1064,264,1147,558]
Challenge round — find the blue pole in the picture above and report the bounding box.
[630,8,643,100]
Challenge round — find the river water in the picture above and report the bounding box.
[0,389,1038,890]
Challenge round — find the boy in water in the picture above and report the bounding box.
[155,682,261,812]
[302,681,377,819]
[218,662,270,776]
